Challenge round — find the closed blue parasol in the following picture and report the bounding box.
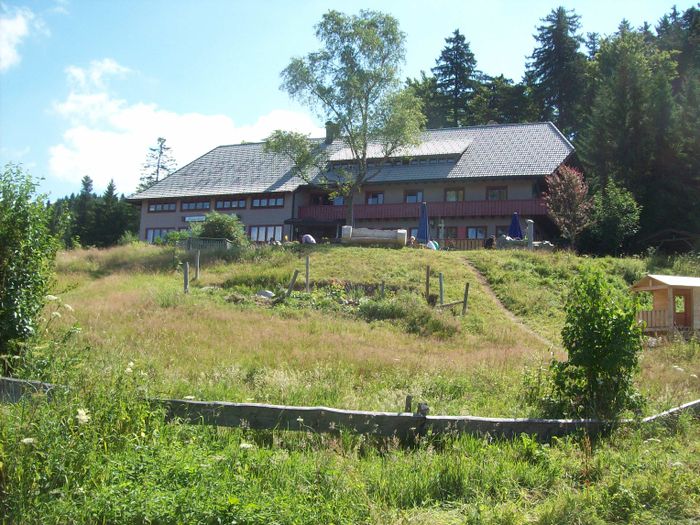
[417,202,430,244]
[508,212,523,239]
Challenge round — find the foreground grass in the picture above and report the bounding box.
[2,368,699,524]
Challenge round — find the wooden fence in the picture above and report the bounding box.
[637,309,669,331]
[178,237,233,252]
[2,376,698,441]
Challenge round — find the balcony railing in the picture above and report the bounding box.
[298,198,547,222]
[637,309,669,331]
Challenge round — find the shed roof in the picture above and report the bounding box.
[632,274,700,290]
[128,122,574,201]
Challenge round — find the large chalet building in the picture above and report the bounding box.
[127,122,574,246]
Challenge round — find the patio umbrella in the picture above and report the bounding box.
[508,212,523,239]
[417,202,430,244]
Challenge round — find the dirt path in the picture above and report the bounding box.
[462,257,558,349]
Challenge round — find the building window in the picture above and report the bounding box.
[366,191,384,205]
[445,189,464,202]
[486,186,508,201]
[496,225,510,237]
[467,226,487,240]
[145,228,175,243]
[404,190,423,203]
[181,201,211,211]
[148,202,176,212]
[310,194,345,206]
[249,225,283,242]
[215,198,246,210]
[444,226,458,239]
[251,195,284,208]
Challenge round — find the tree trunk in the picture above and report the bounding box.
[345,187,359,226]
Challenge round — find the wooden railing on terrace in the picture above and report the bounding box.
[637,310,669,331]
[298,198,547,221]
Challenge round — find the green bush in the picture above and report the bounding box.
[197,212,249,248]
[0,165,59,371]
[357,298,406,321]
[358,294,459,339]
[546,265,644,419]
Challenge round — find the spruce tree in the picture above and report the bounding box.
[527,6,586,136]
[432,29,479,126]
[578,24,681,239]
[406,72,448,128]
[74,176,97,246]
[469,75,535,124]
[138,137,176,191]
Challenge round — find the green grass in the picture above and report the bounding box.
[2,365,699,524]
[2,244,699,523]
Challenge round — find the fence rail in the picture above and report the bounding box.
[637,309,669,330]
[177,237,233,251]
[2,377,699,441]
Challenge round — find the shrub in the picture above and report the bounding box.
[117,231,140,246]
[0,165,59,371]
[358,294,459,339]
[546,266,644,419]
[197,212,249,248]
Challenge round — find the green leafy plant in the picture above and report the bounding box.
[197,212,249,248]
[0,164,60,372]
[547,265,644,419]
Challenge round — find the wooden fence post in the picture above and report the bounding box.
[425,265,430,301]
[287,270,300,297]
[404,395,413,413]
[183,262,190,294]
[195,250,201,280]
[305,255,310,293]
[439,272,444,305]
[462,282,470,315]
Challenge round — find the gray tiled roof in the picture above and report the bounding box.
[329,136,472,161]
[128,122,573,201]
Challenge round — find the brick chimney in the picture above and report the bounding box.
[325,121,339,144]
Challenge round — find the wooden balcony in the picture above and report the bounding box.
[298,198,547,222]
[637,310,670,332]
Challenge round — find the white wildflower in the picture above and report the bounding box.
[21,437,36,445]
[183,395,195,400]
[76,408,91,425]
[45,295,59,301]
[691,374,698,379]
[239,442,254,449]
[125,367,133,374]
[296,417,304,423]
[63,304,74,312]
[127,361,134,368]
[51,311,61,319]
[672,365,685,372]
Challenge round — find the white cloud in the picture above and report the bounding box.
[49,59,325,194]
[0,6,35,72]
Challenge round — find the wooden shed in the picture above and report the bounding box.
[631,274,700,333]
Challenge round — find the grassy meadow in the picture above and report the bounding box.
[2,243,699,523]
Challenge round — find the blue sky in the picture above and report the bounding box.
[0,0,690,198]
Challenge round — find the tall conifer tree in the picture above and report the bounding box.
[432,29,479,126]
[527,6,586,137]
